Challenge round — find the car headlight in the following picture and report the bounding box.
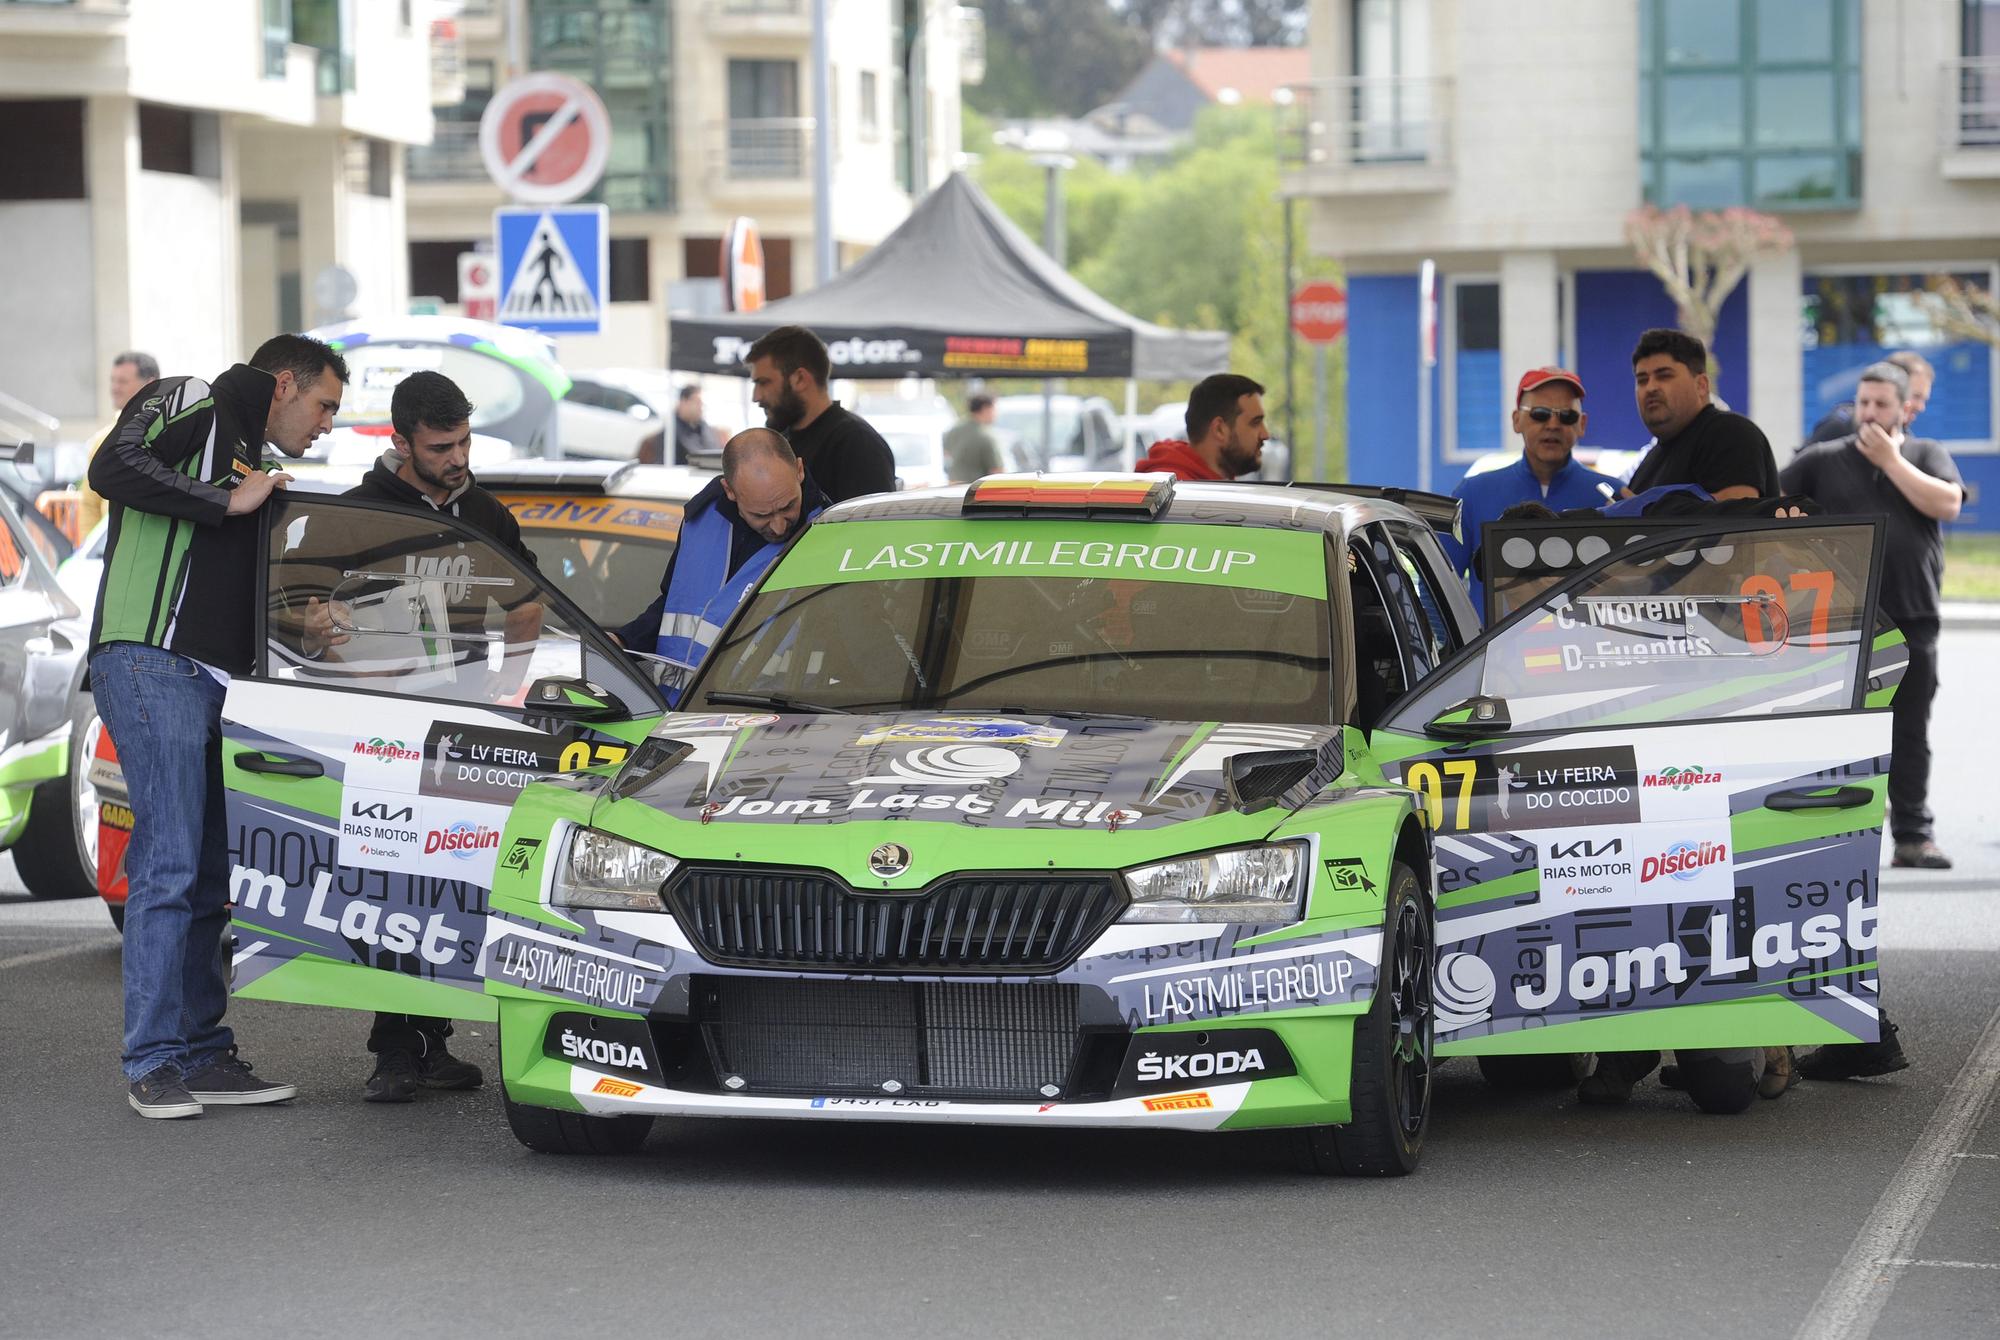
[550,828,677,912]
[1120,842,1311,924]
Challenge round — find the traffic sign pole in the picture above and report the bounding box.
[1289,280,1348,483]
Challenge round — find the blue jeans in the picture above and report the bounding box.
[90,643,234,1081]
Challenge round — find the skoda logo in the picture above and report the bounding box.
[869,843,912,878]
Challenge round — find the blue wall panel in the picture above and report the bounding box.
[1572,269,1749,452]
[1345,274,1428,488]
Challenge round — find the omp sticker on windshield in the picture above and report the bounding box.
[764,521,1328,599]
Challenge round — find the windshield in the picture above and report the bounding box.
[688,520,1335,724]
[335,343,533,431]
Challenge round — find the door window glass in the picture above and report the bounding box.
[1388,520,1878,736]
[262,496,655,716]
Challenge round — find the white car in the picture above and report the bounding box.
[559,369,685,463]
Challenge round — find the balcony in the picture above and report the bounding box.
[408,120,486,184]
[1276,76,1453,197]
[0,0,127,37]
[706,117,815,202]
[703,0,808,40]
[1941,58,2000,179]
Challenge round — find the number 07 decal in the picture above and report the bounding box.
[1406,758,1477,831]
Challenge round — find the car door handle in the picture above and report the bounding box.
[1764,785,1873,812]
[234,751,324,778]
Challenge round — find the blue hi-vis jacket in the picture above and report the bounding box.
[655,491,823,704]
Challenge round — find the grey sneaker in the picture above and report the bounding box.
[129,1067,202,1120]
[183,1047,297,1106]
[1892,841,1952,870]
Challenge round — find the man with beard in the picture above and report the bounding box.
[1624,328,1779,501]
[327,369,537,1103]
[1134,373,1270,481]
[1448,367,1621,619]
[745,325,894,502]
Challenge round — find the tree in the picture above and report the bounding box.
[1625,205,1794,389]
[967,1,1153,117]
[1919,274,2000,348]
[1114,0,1309,47]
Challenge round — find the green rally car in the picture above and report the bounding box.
[218,473,1895,1175]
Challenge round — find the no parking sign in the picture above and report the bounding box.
[479,72,611,205]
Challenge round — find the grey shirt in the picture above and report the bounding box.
[944,417,1001,483]
[1780,432,1964,623]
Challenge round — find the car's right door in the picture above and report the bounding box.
[1369,517,1893,1058]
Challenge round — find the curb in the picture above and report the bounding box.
[1941,603,2000,632]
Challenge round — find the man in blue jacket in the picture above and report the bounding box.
[1449,367,1624,620]
[612,428,827,702]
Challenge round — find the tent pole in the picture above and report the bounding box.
[1124,377,1138,469]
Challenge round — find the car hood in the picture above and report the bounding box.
[596,711,1347,833]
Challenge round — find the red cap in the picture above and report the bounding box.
[1516,367,1586,403]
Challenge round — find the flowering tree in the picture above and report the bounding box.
[1918,274,2000,349]
[1625,205,1795,384]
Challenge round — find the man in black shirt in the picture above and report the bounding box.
[744,324,896,502]
[1625,328,1779,500]
[1783,361,1964,870]
[1804,350,1934,446]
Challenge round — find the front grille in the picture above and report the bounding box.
[696,976,1081,1098]
[665,866,1126,973]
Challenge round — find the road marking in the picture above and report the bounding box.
[1795,1001,2000,1340]
[0,938,116,971]
[1878,1258,2000,1271]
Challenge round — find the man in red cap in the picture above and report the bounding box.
[1446,366,1624,619]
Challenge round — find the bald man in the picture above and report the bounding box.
[612,428,829,703]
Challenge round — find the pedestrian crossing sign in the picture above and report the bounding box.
[495,204,607,334]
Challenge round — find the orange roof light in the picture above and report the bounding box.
[961,472,1174,518]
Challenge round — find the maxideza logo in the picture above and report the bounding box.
[1640,839,1728,883]
[424,823,501,858]
[1643,765,1723,790]
[353,738,420,761]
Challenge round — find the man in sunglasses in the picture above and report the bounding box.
[1447,367,1622,618]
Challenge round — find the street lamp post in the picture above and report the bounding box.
[1027,133,1073,470]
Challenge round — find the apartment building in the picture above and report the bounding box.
[1282,0,2000,528]
[408,0,971,370]
[0,0,434,439]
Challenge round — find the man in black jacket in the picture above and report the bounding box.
[1625,328,1779,501]
[89,333,346,1119]
[332,370,532,1102]
[745,324,895,502]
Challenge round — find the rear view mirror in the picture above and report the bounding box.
[1427,695,1510,740]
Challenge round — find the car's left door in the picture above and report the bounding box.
[1369,517,1893,1057]
[223,493,663,1020]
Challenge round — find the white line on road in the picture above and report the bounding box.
[1878,1258,2000,1271]
[1795,1001,2000,1340]
[0,938,116,971]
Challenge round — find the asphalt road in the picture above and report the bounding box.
[4,633,1996,1340]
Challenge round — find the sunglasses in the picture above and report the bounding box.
[1523,406,1581,426]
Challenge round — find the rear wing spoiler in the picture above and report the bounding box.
[1240,480,1463,540]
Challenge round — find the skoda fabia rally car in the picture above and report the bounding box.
[207,473,1895,1175]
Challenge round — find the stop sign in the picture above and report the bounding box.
[1291,281,1348,344]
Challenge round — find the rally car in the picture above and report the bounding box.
[204,472,1892,1174]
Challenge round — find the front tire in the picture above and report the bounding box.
[504,1090,654,1155]
[14,690,102,901]
[1304,861,1432,1176]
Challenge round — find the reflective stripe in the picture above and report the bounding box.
[654,502,809,704]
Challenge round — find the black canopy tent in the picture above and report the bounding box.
[667,172,1230,383]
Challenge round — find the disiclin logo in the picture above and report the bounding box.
[353,738,420,761]
[1641,839,1728,883]
[425,823,501,858]
[1642,765,1723,790]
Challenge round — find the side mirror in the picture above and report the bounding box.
[527,675,622,721]
[1426,695,1509,740]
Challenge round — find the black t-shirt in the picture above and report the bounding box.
[1780,433,1965,623]
[785,402,896,503]
[1627,405,1780,498]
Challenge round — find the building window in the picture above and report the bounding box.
[409,240,477,301]
[0,99,85,200]
[727,59,804,179]
[608,237,650,303]
[859,70,880,141]
[263,0,293,78]
[1443,276,1502,463]
[139,104,220,178]
[344,137,393,197]
[1802,266,1998,453]
[533,0,675,212]
[1350,0,1433,161]
[684,235,793,301]
[1639,0,1861,209]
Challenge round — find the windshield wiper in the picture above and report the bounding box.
[703,691,852,715]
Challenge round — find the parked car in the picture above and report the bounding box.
[559,369,683,464]
[992,394,1122,472]
[307,315,571,468]
[150,471,1898,1167]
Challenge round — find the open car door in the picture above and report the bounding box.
[1369,517,1893,1057]
[222,493,662,1021]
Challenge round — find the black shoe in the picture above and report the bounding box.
[1798,1020,1909,1080]
[1758,1046,1796,1099]
[128,1067,202,1120]
[366,1049,420,1104]
[1577,1050,1661,1105]
[1892,841,1952,870]
[415,1047,483,1091]
[183,1047,297,1105]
